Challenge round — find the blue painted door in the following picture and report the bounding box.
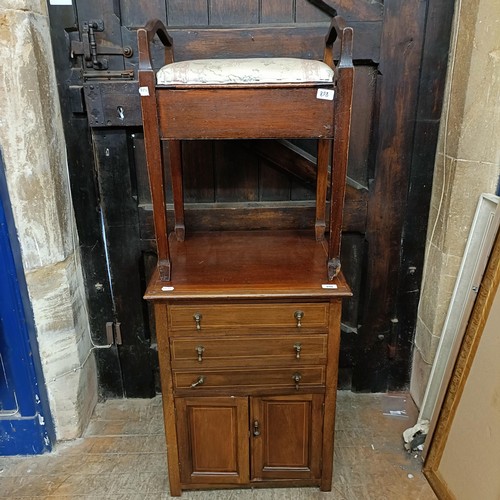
[0,322,18,412]
[0,153,54,455]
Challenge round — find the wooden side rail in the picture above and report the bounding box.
[307,1,354,274]
[138,20,174,281]
[137,19,173,70]
[327,22,354,279]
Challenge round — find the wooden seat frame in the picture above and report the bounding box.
[137,15,353,282]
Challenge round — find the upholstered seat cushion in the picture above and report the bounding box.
[156,57,334,85]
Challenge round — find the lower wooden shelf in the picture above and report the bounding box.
[145,230,350,496]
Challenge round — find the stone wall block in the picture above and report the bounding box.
[0,5,98,440]
[456,0,500,163]
[0,9,73,271]
[2,0,47,16]
[443,159,500,257]
[441,0,480,159]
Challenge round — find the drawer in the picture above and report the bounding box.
[173,367,326,391]
[170,335,328,369]
[168,302,329,334]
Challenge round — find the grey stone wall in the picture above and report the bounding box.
[411,0,500,406]
[0,0,98,439]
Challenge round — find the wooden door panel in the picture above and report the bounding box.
[210,0,260,24]
[261,0,295,23]
[251,394,323,480]
[176,397,249,485]
[119,0,166,27]
[166,0,209,26]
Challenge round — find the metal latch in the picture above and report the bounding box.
[70,19,133,71]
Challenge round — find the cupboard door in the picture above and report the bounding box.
[250,394,323,480]
[176,397,249,485]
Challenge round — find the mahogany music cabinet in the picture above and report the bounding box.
[139,4,354,495]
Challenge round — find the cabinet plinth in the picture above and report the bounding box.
[146,231,351,496]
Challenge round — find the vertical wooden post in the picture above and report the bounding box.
[137,23,173,281]
[169,140,186,241]
[315,139,330,241]
[327,25,354,280]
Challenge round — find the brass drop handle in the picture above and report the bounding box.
[294,342,302,359]
[195,345,205,362]
[193,312,202,330]
[190,375,204,388]
[294,310,304,328]
[253,420,261,437]
[292,372,302,390]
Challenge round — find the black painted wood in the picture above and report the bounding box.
[93,130,155,398]
[47,4,124,398]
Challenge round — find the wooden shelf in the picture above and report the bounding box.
[145,230,352,300]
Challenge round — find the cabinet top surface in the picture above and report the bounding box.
[145,230,351,301]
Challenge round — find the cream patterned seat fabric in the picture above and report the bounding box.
[156,57,334,85]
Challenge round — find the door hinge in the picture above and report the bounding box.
[106,321,123,346]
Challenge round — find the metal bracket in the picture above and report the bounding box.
[105,321,123,346]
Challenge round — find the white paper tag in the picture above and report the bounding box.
[161,286,175,291]
[49,0,72,4]
[316,89,334,101]
[139,86,150,97]
[321,284,338,289]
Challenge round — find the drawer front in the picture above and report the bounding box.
[173,367,326,391]
[168,303,329,334]
[170,335,328,369]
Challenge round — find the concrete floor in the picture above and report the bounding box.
[0,392,436,499]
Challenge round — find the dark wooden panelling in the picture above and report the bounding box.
[120,0,166,27]
[296,0,330,22]
[352,0,428,392]
[169,23,381,63]
[167,0,209,26]
[340,234,364,331]
[259,160,292,202]
[182,142,216,203]
[214,142,259,202]
[209,0,260,25]
[131,133,151,205]
[261,0,295,23]
[138,187,367,237]
[390,0,456,389]
[297,0,383,22]
[338,233,365,389]
[349,66,376,187]
[93,130,155,398]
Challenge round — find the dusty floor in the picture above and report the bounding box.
[0,392,436,499]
